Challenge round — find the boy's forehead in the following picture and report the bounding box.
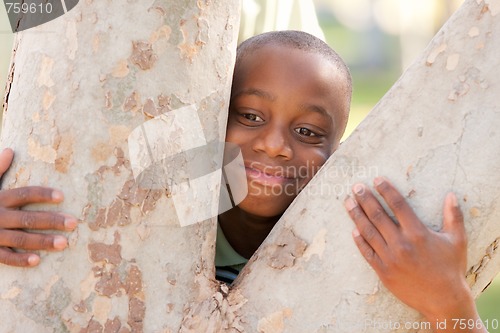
[236,44,349,90]
[240,44,323,67]
[235,44,347,97]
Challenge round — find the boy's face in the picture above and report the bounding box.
[226,44,349,217]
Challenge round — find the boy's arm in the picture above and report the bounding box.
[0,148,77,267]
[344,177,488,333]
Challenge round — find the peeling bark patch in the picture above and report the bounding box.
[94,266,123,297]
[257,308,292,333]
[122,91,141,112]
[28,137,57,163]
[426,43,447,66]
[468,26,480,37]
[149,25,172,44]
[303,228,327,261]
[446,54,460,71]
[85,148,164,231]
[91,142,113,162]
[178,16,208,62]
[104,317,121,332]
[105,91,113,110]
[87,181,162,231]
[470,206,481,217]
[92,34,100,54]
[485,0,500,16]
[126,265,145,332]
[88,231,122,265]
[125,265,143,297]
[158,94,171,108]
[12,279,72,331]
[54,132,75,173]
[264,229,307,269]
[93,296,112,323]
[109,126,131,145]
[73,300,87,313]
[83,223,145,330]
[142,98,160,118]
[130,41,157,70]
[1,286,21,299]
[448,82,470,101]
[180,287,248,333]
[449,67,487,101]
[37,56,55,88]
[128,297,145,332]
[466,237,500,285]
[112,59,130,78]
[66,20,78,60]
[42,90,56,110]
[81,319,103,333]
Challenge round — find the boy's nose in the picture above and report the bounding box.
[252,126,293,160]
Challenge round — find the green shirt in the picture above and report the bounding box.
[215,223,248,277]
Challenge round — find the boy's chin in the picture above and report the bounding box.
[237,194,295,219]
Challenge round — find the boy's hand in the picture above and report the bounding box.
[344,177,486,333]
[0,148,78,267]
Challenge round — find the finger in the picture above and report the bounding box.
[345,195,389,260]
[352,228,384,273]
[351,183,400,241]
[442,192,466,243]
[0,186,64,208]
[373,177,425,233]
[0,210,78,231]
[0,148,14,177]
[0,229,68,251]
[0,247,40,267]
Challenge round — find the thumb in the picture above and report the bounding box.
[442,192,466,242]
[0,148,14,177]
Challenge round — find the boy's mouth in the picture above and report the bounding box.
[244,163,297,186]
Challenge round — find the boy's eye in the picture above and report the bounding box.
[242,113,264,122]
[295,127,317,137]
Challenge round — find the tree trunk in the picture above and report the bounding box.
[232,0,500,332]
[1,0,499,333]
[0,1,240,332]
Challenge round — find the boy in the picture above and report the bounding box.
[0,31,486,332]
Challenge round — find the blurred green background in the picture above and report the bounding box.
[0,0,498,328]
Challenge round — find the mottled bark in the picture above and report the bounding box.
[232,1,500,332]
[1,0,499,333]
[0,1,240,332]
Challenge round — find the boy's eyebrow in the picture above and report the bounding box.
[232,88,276,101]
[300,103,333,122]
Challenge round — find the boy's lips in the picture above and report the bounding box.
[244,163,297,186]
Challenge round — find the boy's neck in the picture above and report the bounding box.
[218,207,280,259]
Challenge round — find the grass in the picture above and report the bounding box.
[476,276,500,332]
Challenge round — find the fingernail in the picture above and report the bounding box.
[52,190,64,202]
[353,183,364,195]
[352,228,360,237]
[27,254,40,266]
[448,192,458,207]
[64,216,78,231]
[373,177,384,186]
[53,236,68,250]
[344,196,357,211]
